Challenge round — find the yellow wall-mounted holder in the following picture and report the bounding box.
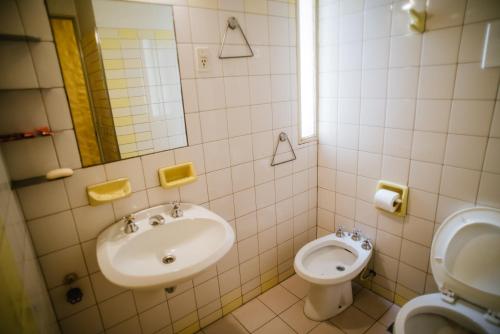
[409,8,426,33]
[87,178,132,206]
[376,181,409,217]
[158,162,197,189]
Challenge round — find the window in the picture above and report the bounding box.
[297,0,317,142]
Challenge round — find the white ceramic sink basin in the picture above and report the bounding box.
[96,203,234,289]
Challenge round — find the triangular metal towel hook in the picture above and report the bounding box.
[271,132,296,166]
[219,17,254,59]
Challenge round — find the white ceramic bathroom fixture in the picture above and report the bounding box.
[96,203,235,289]
[394,207,500,334]
[294,229,373,320]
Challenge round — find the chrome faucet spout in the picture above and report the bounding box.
[123,214,138,234]
[170,201,183,218]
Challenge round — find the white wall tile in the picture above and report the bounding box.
[426,0,466,30]
[464,0,500,24]
[206,168,233,200]
[444,134,487,170]
[17,180,70,220]
[200,109,228,142]
[29,42,64,88]
[389,34,421,67]
[418,65,456,99]
[448,100,494,136]
[28,210,79,255]
[421,27,461,65]
[458,22,486,63]
[414,100,451,133]
[440,166,481,202]
[453,63,500,99]
[203,140,231,172]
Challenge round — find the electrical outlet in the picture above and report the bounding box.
[196,47,210,72]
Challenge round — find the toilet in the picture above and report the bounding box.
[394,207,500,334]
[294,230,373,320]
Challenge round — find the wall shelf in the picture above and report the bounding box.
[0,33,41,42]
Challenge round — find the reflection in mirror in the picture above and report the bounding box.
[46,0,187,167]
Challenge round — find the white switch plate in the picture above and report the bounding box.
[196,47,210,72]
[482,20,500,68]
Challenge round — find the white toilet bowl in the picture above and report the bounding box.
[294,232,372,320]
[394,207,500,334]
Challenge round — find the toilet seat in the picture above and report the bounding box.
[394,294,497,334]
[395,207,500,334]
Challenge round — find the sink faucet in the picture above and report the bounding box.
[170,201,183,218]
[336,226,345,238]
[123,214,138,234]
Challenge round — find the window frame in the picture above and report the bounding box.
[296,0,318,144]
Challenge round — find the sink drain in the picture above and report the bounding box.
[162,255,176,264]
[336,265,345,271]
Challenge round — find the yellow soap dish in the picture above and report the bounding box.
[159,162,197,189]
[87,178,132,206]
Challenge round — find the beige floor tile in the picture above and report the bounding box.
[279,301,320,334]
[365,322,391,334]
[203,314,248,334]
[353,289,392,319]
[254,317,295,334]
[308,322,344,334]
[280,274,310,299]
[258,285,299,314]
[232,299,275,332]
[330,306,375,334]
[378,304,400,327]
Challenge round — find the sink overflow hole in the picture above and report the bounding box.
[162,255,176,264]
[336,265,345,271]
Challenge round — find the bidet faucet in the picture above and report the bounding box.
[335,226,345,237]
[170,201,183,218]
[351,229,362,241]
[123,214,138,234]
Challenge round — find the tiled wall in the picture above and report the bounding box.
[317,0,500,305]
[0,0,82,181]
[0,151,59,334]
[5,0,317,333]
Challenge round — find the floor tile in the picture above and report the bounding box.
[365,322,391,334]
[378,304,400,327]
[280,274,310,299]
[203,314,248,334]
[232,299,275,332]
[258,285,299,314]
[308,322,344,334]
[253,317,295,334]
[279,301,320,334]
[353,289,392,319]
[330,306,375,334]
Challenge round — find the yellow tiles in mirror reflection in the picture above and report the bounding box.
[99,28,175,43]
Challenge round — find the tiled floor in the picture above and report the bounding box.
[199,275,400,334]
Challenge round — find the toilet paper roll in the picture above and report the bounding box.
[374,189,401,213]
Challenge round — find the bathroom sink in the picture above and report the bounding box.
[96,203,235,289]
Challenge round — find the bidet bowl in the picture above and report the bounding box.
[293,232,373,320]
[294,233,372,285]
[96,203,234,289]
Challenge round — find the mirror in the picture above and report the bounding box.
[46,0,187,167]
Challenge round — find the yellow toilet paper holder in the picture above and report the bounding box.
[376,181,409,217]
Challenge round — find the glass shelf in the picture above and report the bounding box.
[0,33,41,42]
